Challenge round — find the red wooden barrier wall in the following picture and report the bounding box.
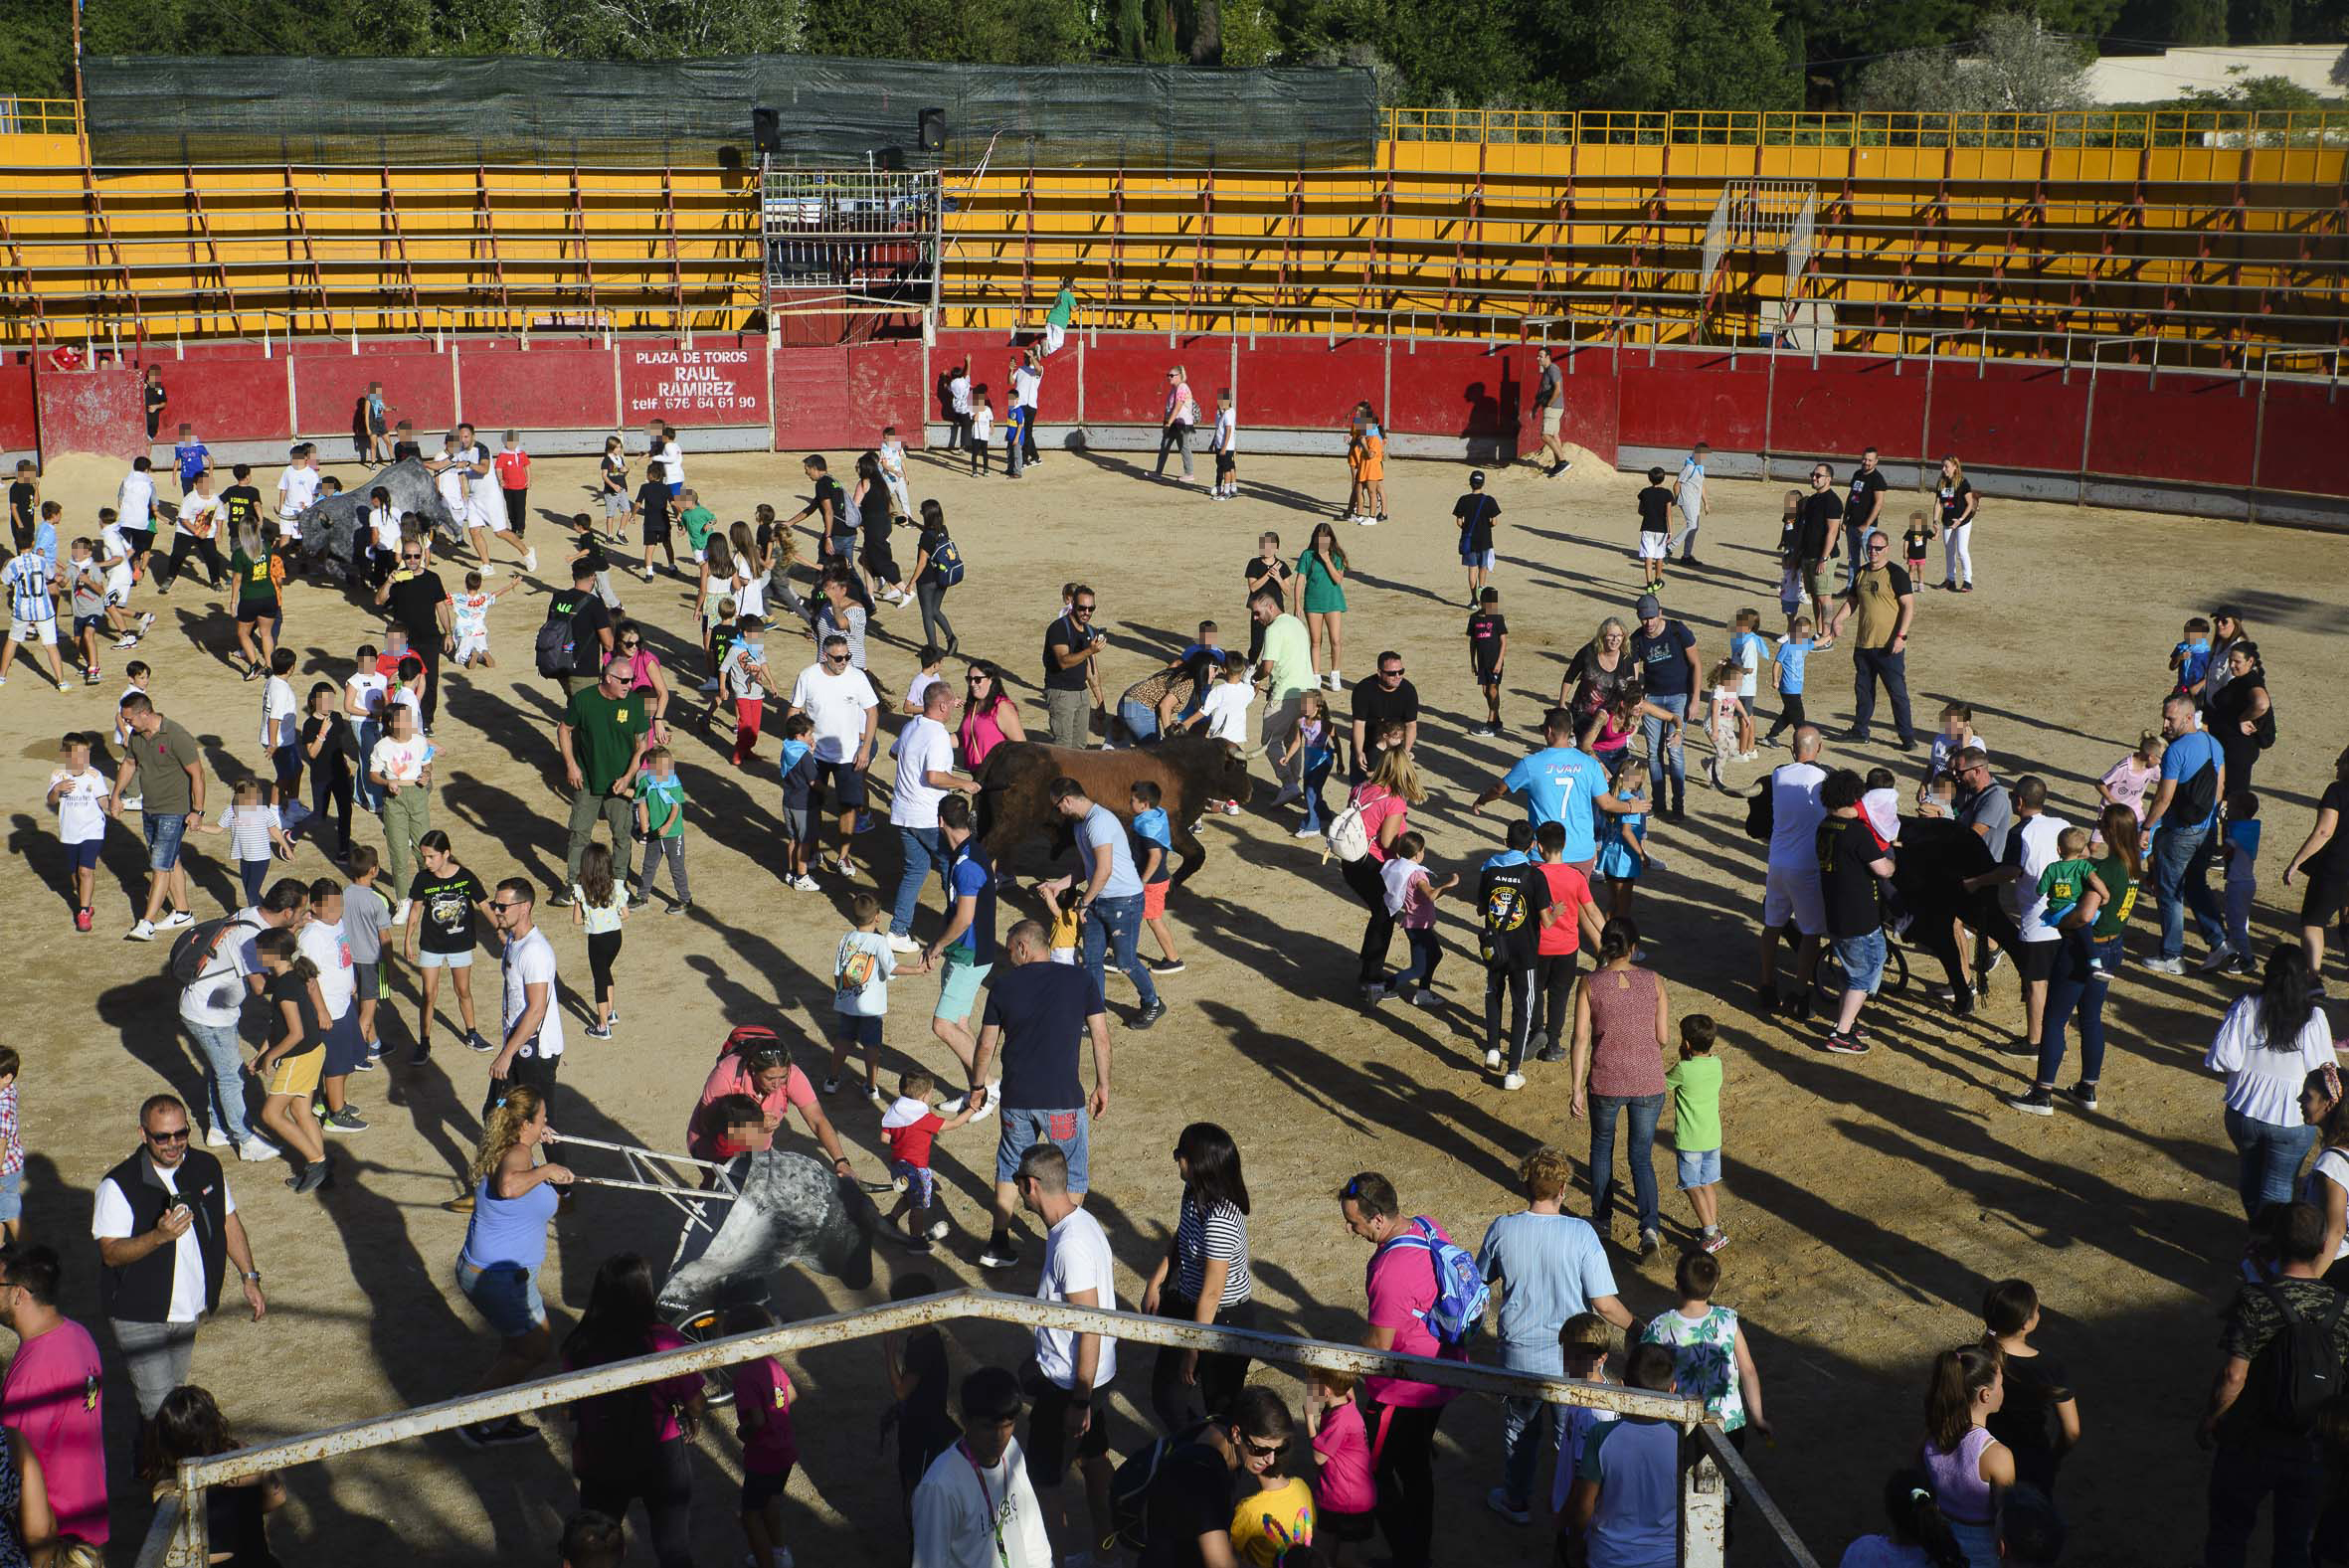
[18,337,2341,513]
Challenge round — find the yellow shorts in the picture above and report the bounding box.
[265,1046,324,1098]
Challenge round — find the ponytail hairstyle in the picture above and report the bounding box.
[704,532,735,583]
[469,1082,546,1184]
[1922,1343,2002,1454]
[1880,1468,1967,1568]
[2098,802,2142,882]
[1597,916,1641,966]
[254,926,319,984]
[2310,1065,2349,1147]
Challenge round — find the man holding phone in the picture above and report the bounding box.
[91,1094,267,1431]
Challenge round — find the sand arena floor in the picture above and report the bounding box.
[9,439,2347,1562]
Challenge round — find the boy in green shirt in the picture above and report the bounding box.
[2035,823,2108,971]
[633,743,691,913]
[1668,1013,1727,1253]
[677,489,718,563]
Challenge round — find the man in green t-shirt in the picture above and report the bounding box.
[1250,587,1315,805]
[556,659,651,899]
[1043,278,1075,356]
[677,490,718,561]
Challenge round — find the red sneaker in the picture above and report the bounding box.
[74,908,92,933]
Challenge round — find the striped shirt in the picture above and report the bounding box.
[217,803,282,863]
[1174,1193,1252,1308]
[3,553,56,622]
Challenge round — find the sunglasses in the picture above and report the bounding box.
[1242,1438,1287,1460]
[1867,542,1890,553]
[1378,667,1403,678]
[402,554,422,563]
[145,1127,191,1143]
[489,899,526,911]
[1073,604,1096,613]
[620,639,640,649]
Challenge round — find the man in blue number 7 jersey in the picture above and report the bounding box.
[1472,707,1642,878]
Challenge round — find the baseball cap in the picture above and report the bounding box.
[1634,593,1662,618]
[1468,469,1486,486]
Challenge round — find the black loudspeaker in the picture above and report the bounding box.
[752,108,782,154]
[917,107,946,152]
[875,145,907,172]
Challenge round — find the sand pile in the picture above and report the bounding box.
[1497,440,1632,494]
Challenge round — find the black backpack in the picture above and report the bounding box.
[166,915,246,986]
[535,615,577,679]
[2261,1283,2349,1431]
[1743,773,1776,842]
[2175,752,2221,825]
[1105,1426,1211,1552]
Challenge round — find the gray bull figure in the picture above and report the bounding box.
[284,457,463,583]
[656,1148,879,1314]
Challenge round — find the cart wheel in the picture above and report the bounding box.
[670,1303,771,1407]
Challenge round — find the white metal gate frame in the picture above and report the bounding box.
[134,1288,1818,1568]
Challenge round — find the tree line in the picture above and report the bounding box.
[3,0,2344,114]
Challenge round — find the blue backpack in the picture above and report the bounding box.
[1386,1217,1489,1346]
[928,535,966,588]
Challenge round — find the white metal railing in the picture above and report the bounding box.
[134,1288,1813,1568]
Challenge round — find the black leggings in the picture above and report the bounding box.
[1149,1293,1256,1434]
[1536,951,1580,1045]
[915,581,956,651]
[411,638,444,731]
[309,765,353,859]
[586,929,623,1005]
[1345,854,1395,987]
[578,1439,693,1568]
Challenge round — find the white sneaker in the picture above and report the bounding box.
[2196,941,2238,973]
[393,900,413,924]
[1355,514,1378,526]
[238,1135,281,1162]
[1218,800,1240,816]
[1502,1072,1528,1092]
[1292,823,1321,839]
[1483,1048,1503,1070]
[2141,955,2185,974]
[967,1080,1001,1121]
[522,547,538,574]
[126,919,157,942]
[206,1125,233,1148]
[477,562,497,576]
[888,933,920,955]
[791,873,820,892]
[158,910,195,930]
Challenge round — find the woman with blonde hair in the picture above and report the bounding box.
[1935,454,1978,593]
[1560,616,1634,725]
[452,1083,574,1448]
[1346,733,1426,1000]
[1155,364,1198,482]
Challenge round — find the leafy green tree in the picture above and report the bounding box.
[1856,12,2093,110]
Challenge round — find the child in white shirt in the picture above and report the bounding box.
[827,894,897,1102]
[878,427,912,517]
[450,569,520,668]
[969,400,994,475]
[1209,390,1239,498]
[46,732,112,932]
[202,779,292,907]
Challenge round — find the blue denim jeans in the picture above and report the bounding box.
[2225,1109,2319,1220]
[1082,892,1158,1008]
[1588,1091,1666,1237]
[1302,748,1335,831]
[890,824,946,938]
[1638,711,1686,805]
[1497,1341,1562,1511]
[2037,935,2119,1087]
[2152,823,2225,960]
[185,1018,254,1144]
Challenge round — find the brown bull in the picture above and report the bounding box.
[976,737,1255,887]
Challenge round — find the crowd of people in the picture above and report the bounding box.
[0,372,2339,1568]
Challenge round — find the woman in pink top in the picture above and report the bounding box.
[1344,735,1425,997]
[1155,364,1198,482]
[601,618,672,741]
[563,1253,709,1568]
[955,659,1024,770]
[686,1030,857,1181]
[1919,1342,2013,1566]
[1568,918,1672,1256]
